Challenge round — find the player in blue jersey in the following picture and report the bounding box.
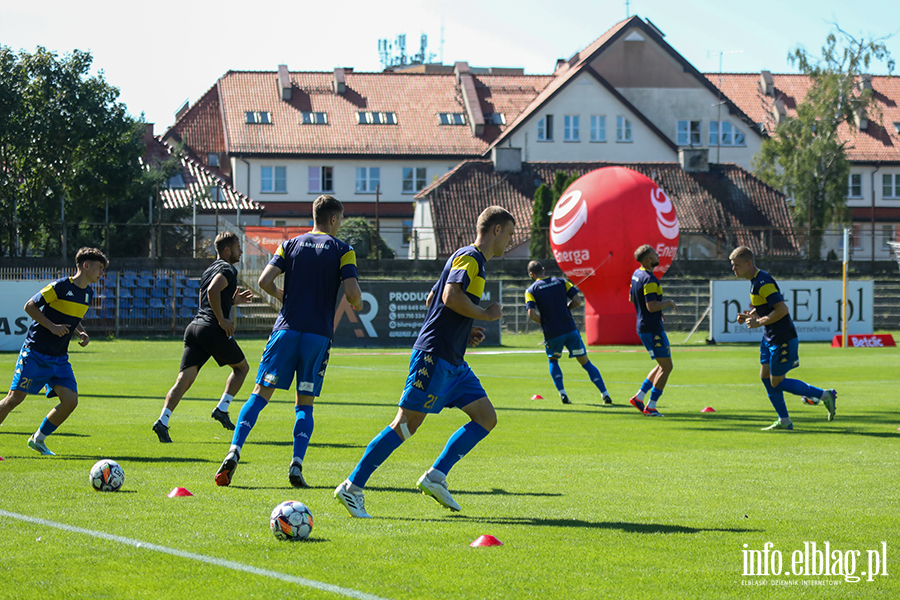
[215,195,362,487]
[525,261,611,405]
[335,206,515,518]
[729,246,836,430]
[0,247,108,456]
[628,245,677,417]
[152,231,253,443]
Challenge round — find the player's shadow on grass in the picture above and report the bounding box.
[0,430,89,437]
[441,515,761,534]
[365,486,563,498]
[45,455,217,464]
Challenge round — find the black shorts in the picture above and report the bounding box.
[180,321,245,372]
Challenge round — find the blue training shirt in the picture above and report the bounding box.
[524,277,579,340]
[24,278,93,356]
[414,245,487,366]
[749,269,797,345]
[630,267,665,334]
[269,231,358,339]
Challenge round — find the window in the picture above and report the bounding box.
[309,166,334,193]
[709,121,746,146]
[848,174,862,198]
[883,174,900,198]
[590,116,606,142]
[209,186,224,202]
[357,111,397,124]
[677,120,702,146]
[882,225,899,249]
[300,111,327,125]
[438,113,466,125]
[537,114,554,141]
[167,173,186,189]
[261,166,286,193]
[894,123,900,134]
[484,113,505,125]
[402,220,413,245]
[402,167,427,194]
[616,116,632,142]
[563,115,580,141]
[851,225,863,250]
[355,167,380,193]
[245,111,271,124]
[207,153,219,167]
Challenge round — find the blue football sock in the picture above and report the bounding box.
[432,422,490,476]
[548,360,564,392]
[292,405,314,463]
[349,426,403,488]
[581,361,607,394]
[641,379,653,393]
[762,379,789,419]
[230,393,268,451]
[35,417,59,442]
[777,379,824,399]
[650,387,663,402]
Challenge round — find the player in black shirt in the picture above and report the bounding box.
[152,232,253,442]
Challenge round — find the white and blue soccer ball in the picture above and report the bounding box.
[89,459,125,492]
[270,501,313,541]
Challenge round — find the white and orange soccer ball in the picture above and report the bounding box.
[89,459,125,492]
[270,501,313,541]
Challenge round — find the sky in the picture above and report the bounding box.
[1,0,898,132]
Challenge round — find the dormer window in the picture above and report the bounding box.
[245,111,271,124]
[438,113,466,125]
[484,113,506,125]
[207,153,219,167]
[301,112,328,125]
[167,173,186,189]
[357,111,397,124]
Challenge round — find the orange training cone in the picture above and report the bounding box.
[470,535,503,547]
[531,395,543,400]
[701,407,716,413]
[167,487,194,497]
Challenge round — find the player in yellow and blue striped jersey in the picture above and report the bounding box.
[0,247,108,456]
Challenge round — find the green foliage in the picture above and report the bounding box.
[338,217,396,259]
[754,26,894,260]
[529,171,579,259]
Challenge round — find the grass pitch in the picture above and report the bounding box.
[0,334,898,599]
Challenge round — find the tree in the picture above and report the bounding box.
[529,171,578,259]
[754,26,894,260]
[338,217,395,259]
[0,46,145,257]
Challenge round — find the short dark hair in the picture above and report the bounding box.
[527,260,544,275]
[476,206,515,235]
[634,244,655,263]
[313,195,344,225]
[215,231,240,255]
[75,247,108,269]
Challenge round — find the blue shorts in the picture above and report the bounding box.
[398,349,487,414]
[639,331,671,360]
[10,346,77,397]
[255,330,331,395]
[760,338,800,377]
[544,330,587,359]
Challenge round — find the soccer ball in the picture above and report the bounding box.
[89,459,125,492]
[801,396,820,406]
[270,501,313,541]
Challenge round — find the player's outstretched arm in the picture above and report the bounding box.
[24,300,69,337]
[258,265,284,302]
[527,308,541,324]
[343,277,362,311]
[442,283,502,321]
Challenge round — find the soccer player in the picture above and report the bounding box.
[0,247,108,456]
[215,195,362,487]
[729,246,837,430]
[524,261,611,405]
[334,206,514,518]
[628,244,677,417]
[152,231,253,443]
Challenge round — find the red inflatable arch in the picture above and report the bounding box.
[549,167,679,345]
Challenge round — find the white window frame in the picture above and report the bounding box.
[485,113,506,125]
[308,166,334,193]
[590,115,606,142]
[881,224,899,249]
[402,167,427,194]
[616,116,632,143]
[261,166,287,194]
[357,111,397,125]
[300,111,327,125]
[355,167,381,194]
[677,120,702,146]
[883,174,900,199]
[438,113,466,125]
[709,120,746,147]
[245,111,271,124]
[207,153,219,167]
[563,115,580,142]
[537,114,554,141]
[848,174,863,198]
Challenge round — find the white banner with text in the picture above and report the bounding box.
[0,280,55,352]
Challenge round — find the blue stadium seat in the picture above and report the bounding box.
[135,288,150,299]
[186,279,201,289]
[156,277,172,288]
[183,297,198,309]
[162,308,173,319]
[179,307,194,319]
[123,270,138,280]
[134,298,148,309]
[118,298,132,309]
[137,278,154,288]
[119,287,133,299]
[150,288,168,299]
[149,298,166,309]
[101,298,115,309]
[100,308,114,319]
[127,309,147,319]
[139,270,153,279]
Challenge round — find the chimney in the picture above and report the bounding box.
[277,64,292,100]
[555,58,567,72]
[491,147,522,173]
[174,100,189,122]
[760,71,774,96]
[772,100,787,124]
[455,62,485,136]
[333,68,346,94]
[142,123,155,146]
[678,148,709,173]
[854,107,868,131]
[860,74,873,91]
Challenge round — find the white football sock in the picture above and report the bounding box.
[159,408,172,427]
[216,393,234,412]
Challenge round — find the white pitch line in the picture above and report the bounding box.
[0,509,391,600]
